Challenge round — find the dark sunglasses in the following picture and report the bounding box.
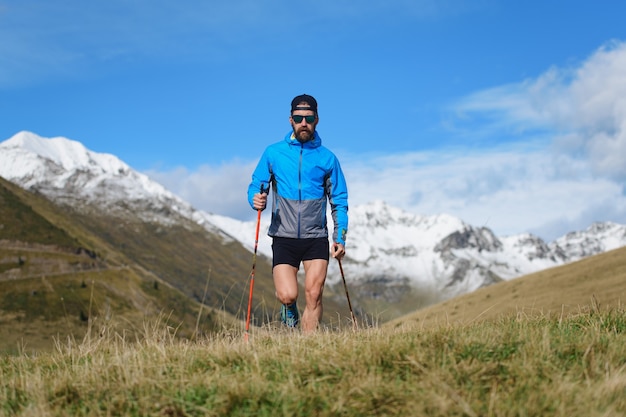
[292,115,316,124]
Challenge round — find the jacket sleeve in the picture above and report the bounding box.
[328,156,349,246]
[247,149,272,210]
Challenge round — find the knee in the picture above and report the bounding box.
[275,288,297,305]
[305,285,324,304]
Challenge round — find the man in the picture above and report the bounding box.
[247,94,348,332]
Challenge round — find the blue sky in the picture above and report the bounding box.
[2,0,626,241]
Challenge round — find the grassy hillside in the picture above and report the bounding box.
[70,212,277,320]
[0,176,355,352]
[60,198,354,329]
[1,297,623,416]
[0,265,229,353]
[0,179,78,247]
[387,245,626,330]
[0,177,241,352]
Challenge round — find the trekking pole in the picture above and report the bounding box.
[245,183,266,342]
[337,253,358,331]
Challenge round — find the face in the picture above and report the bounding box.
[290,104,318,143]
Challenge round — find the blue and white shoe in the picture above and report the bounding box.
[280,303,300,328]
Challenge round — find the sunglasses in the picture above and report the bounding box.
[292,115,316,124]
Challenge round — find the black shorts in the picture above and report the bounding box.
[272,237,330,268]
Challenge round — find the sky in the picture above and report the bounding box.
[2,0,626,241]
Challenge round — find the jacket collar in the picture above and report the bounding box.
[284,130,322,148]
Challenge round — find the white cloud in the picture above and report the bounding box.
[339,146,626,240]
[145,144,626,242]
[453,40,626,182]
[144,160,258,222]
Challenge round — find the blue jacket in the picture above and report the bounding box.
[248,131,348,246]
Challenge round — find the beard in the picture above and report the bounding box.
[292,124,315,143]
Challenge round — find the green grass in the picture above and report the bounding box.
[0,307,624,416]
[0,181,78,247]
[0,265,238,354]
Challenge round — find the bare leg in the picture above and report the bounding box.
[273,264,299,304]
[301,259,328,333]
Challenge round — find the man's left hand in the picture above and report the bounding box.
[332,243,345,260]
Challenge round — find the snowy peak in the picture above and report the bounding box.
[435,226,502,253]
[352,200,464,230]
[1,131,165,197]
[551,221,626,259]
[352,200,422,227]
[501,233,565,263]
[0,131,196,225]
[3,131,124,174]
[350,200,468,246]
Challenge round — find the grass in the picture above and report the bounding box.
[0,181,78,248]
[0,304,624,416]
[0,264,241,354]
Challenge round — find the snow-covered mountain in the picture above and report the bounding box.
[0,131,229,236]
[210,200,626,302]
[2,131,626,305]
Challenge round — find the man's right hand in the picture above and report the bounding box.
[253,192,267,211]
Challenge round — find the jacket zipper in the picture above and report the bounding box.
[297,144,303,238]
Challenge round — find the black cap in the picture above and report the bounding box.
[291,94,318,114]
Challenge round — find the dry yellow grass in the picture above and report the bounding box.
[389,245,626,330]
[1,307,624,416]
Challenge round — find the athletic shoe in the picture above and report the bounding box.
[280,303,300,328]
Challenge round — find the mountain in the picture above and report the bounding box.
[1,131,215,229]
[2,131,626,325]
